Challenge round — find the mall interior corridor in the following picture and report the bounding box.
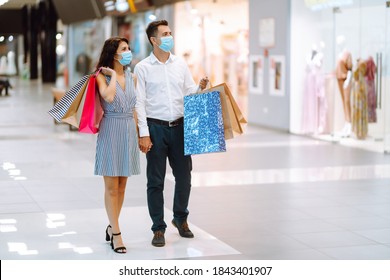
[1,76,390,260]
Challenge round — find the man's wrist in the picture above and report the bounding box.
[139,127,150,137]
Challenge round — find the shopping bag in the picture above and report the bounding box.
[223,83,247,125]
[72,83,88,127]
[78,70,104,134]
[61,79,89,127]
[48,74,90,124]
[199,83,247,139]
[184,91,226,155]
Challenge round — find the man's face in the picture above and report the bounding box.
[157,25,172,38]
[152,25,172,47]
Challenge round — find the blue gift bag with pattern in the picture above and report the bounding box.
[184,91,226,155]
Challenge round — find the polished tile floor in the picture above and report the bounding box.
[1,76,390,260]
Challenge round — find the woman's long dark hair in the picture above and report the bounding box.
[95,37,129,71]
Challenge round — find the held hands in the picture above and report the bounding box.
[139,136,153,154]
[199,76,209,90]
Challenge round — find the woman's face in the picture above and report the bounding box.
[116,41,130,58]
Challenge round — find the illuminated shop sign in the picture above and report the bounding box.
[305,0,353,11]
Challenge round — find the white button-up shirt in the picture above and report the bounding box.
[134,52,199,137]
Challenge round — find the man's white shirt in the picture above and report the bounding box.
[134,52,199,137]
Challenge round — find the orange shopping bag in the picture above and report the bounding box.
[199,83,247,139]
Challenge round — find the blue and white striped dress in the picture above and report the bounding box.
[94,69,140,177]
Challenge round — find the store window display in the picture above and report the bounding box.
[173,0,248,113]
[350,55,378,140]
[67,19,110,87]
[291,0,389,152]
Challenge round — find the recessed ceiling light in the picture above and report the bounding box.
[115,0,129,12]
[104,0,114,7]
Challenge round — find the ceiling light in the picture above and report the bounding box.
[115,0,129,12]
[104,0,114,6]
[0,0,9,7]
[105,5,115,11]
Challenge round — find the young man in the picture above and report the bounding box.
[135,20,208,247]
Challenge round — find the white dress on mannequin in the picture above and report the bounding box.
[0,56,7,75]
[6,51,17,76]
[301,51,326,135]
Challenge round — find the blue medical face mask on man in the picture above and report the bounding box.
[158,36,174,52]
[116,50,132,66]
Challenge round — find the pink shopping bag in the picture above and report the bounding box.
[79,69,104,134]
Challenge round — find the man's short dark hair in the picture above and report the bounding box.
[146,20,169,46]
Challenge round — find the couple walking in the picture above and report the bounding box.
[94,20,209,253]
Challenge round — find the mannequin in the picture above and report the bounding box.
[6,51,17,76]
[302,48,326,135]
[335,50,353,137]
[0,56,7,75]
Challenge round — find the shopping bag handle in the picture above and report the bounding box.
[92,67,103,78]
[196,79,212,93]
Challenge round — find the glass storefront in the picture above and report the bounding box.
[116,11,155,69]
[66,18,112,87]
[59,0,249,115]
[173,0,249,115]
[290,0,390,153]
[385,1,390,153]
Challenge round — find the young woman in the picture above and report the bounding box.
[94,37,140,253]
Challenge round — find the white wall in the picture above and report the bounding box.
[248,0,290,130]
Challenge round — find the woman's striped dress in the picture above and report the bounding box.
[94,69,140,177]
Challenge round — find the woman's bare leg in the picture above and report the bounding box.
[104,176,126,252]
[118,177,128,216]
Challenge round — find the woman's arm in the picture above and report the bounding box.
[96,67,117,103]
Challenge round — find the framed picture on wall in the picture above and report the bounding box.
[259,17,275,48]
[269,55,285,96]
[249,55,264,94]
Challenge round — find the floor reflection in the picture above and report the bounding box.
[0,207,239,260]
[166,164,390,187]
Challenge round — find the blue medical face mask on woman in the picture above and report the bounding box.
[116,50,132,66]
[158,36,174,52]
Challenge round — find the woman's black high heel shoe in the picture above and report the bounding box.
[111,232,127,254]
[105,225,111,242]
